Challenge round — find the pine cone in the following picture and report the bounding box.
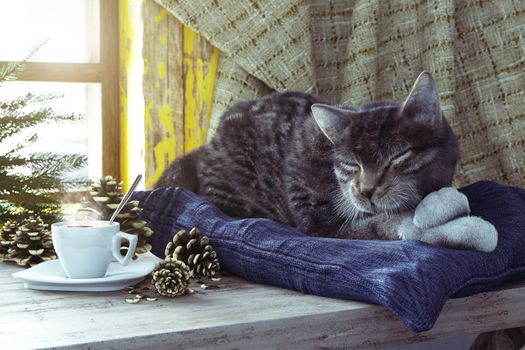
[90,175,122,202]
[152,257,191,297]
[118,200,154,255]
[77,176,154,257]
[79,176,123,220]
[165,228,220,278]
[0,220,17,262]
[8,216,56,267]
[164,228,199,259]
[190,237,221,278]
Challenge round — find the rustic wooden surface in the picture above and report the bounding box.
[143,1,185,189]
[181,25,219,154]
[142,1,218,188]
[2,262,525,349]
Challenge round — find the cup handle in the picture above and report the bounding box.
[112,232,138,266]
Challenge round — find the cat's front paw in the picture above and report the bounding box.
[423,216,498,253]
[414,187,470,229]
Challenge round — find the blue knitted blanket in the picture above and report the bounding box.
[133,181,525,332]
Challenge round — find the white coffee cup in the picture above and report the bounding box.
[51,221,138,279]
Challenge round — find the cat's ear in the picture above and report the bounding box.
[311,104,353,144]
[401,71,442,127]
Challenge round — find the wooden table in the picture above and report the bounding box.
[2,262,525,350]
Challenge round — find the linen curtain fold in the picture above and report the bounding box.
[150,0,524,188]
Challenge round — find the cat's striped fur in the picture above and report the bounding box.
[156,72,460,242]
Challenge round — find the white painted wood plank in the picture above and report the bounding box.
[1,263,524,349]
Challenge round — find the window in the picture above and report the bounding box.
[0,0,119,178]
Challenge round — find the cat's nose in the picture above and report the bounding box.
[360,188,374,199]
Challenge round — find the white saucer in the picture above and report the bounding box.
[12,252,161,292]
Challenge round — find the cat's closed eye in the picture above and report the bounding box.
[395,148,439,175]
[390,149,415,167]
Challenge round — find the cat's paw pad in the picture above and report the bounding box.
[414,187,470,229]
[424,216,498,253]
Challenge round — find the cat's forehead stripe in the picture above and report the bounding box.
[339,162,359,171]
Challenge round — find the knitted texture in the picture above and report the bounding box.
[133,181,525,332]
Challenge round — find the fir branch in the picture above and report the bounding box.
[29,153,87,176]
[0,200,62,223]
[0,133,38,157]
[0,172,57,198]
[0,109,50,140]
[0,41,47,84]
[0,61,26,83]
[0,92,65,113]
[0,166,66,201]
[0,192,58,207]
[0,107,83,140]
[9,153,89,194]
[21,174,66,195]
[0,93,34,113]
[0,155,28,168]
[0,41,85,223]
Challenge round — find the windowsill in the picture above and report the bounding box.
[2,262,525,349]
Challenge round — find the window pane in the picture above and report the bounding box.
[0,82,102,180]
[0,0,99,63]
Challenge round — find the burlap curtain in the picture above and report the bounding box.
[151,0,524,188]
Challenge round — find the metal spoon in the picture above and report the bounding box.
[109,174,143,224]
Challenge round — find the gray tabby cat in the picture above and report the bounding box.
[156,72,497,252]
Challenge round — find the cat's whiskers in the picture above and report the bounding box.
[379,178,420,213]
[369,177,419,217]
[331,186,363,230]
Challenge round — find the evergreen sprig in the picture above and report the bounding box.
[0,61,26,83]
[0,41,44,83]
[0,45,87,224]
[0,93,81,140]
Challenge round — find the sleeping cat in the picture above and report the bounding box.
[156,72,497,252]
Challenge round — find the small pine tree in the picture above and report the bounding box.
[0,55,87,224]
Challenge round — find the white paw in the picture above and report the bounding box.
[414,187,470,229]
[423,216,498,253]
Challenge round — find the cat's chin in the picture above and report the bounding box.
[349,193,394,215]
[351,201,376,215]
[352,198,405,215]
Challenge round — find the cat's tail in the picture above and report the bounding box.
[153,147,203,193]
